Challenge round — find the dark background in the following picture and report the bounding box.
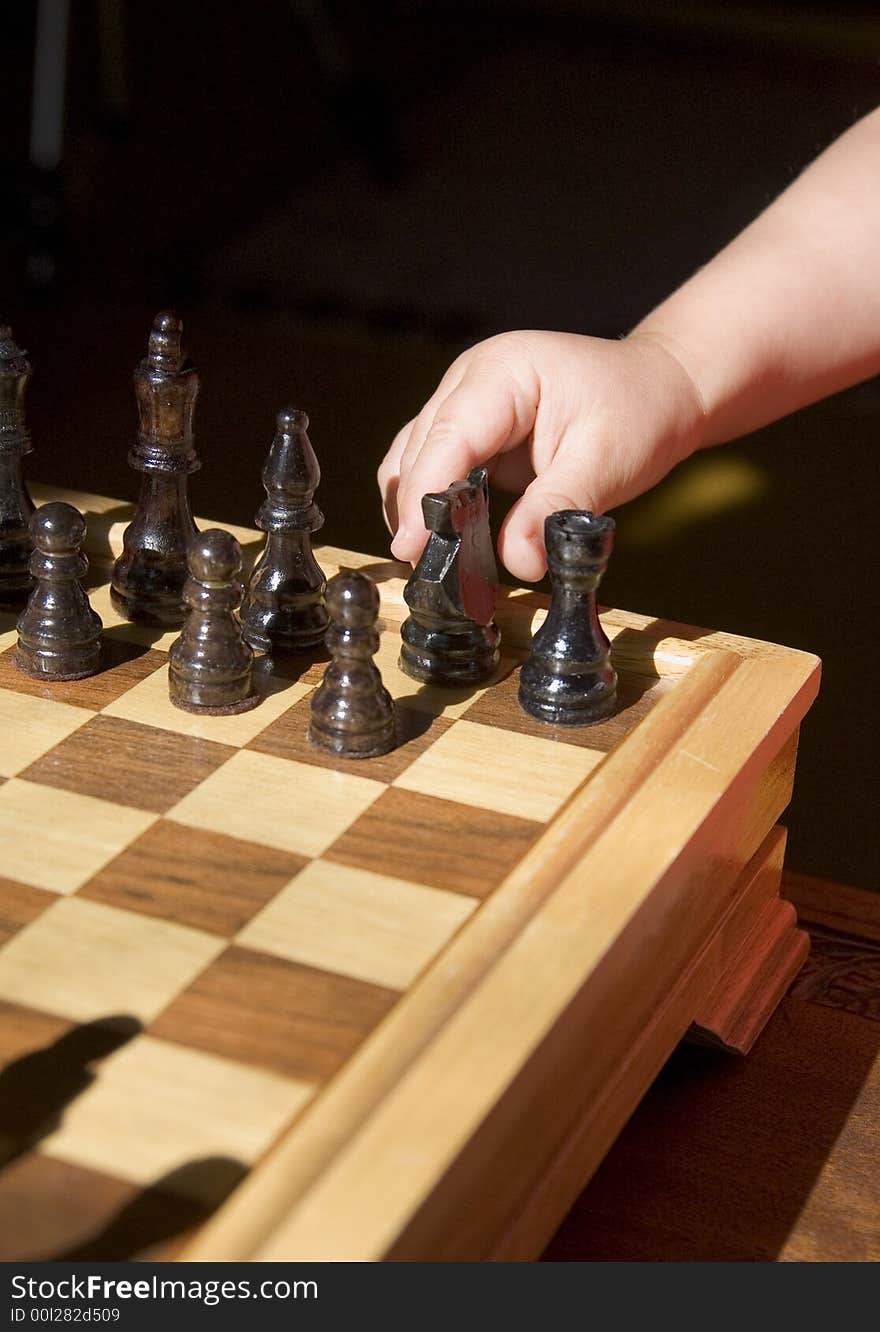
[3,1,878,889]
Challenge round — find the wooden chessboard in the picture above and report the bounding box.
[0,484,820,1262]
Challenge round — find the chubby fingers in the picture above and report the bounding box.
[498,455,600,582]
[377,421,412,535]
[390,358,539,563]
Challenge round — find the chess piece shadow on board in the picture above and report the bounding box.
[0,1017,141,1175]
[111,312,201,627]
[240,407,329,654]
[53,1157,247,1263]
[399,465,500,685]
[0,326,35,607]
[519,510,617,725]
[15,502,103,681]
[309,568,394,758]
[169,528,258,715]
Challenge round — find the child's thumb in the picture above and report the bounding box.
[499,461,599,582]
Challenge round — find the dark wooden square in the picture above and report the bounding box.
[0,1154,138,1262]
[324,786,543,899]
[247,695,454,783]
[0,639,167,711]
[463,664,675,753]
[19,715,236,813]
[0,879,55,946]
[150,945,399,1083]
[79,821,308,936]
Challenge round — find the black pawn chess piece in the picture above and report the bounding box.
[240,408,329,653]
[399,465,500,685]
[111,311,201,626]
[169,529,258,715]
[0,327,35,607]
[15,503,103,681]
[518,511,617,726]
[309,569,394,758]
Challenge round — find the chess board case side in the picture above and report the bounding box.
[184,655,818,1262]
[235,653,817,1261]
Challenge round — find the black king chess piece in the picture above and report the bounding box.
[0,327,35,606]
[169,529,258,715]
[111,312,200,626]
[15,503,103,681]
[399,465,500,685]
[518,511,617,726]
[240,408,329,653]
[309,569,394,758]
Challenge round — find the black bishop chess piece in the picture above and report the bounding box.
[309,569,394,758]
[169,529,258,715]
[15,503,103,681]
[240,408,329,654]
[518,510,617,726]
[0,326,35,607]
[399,465,500,685]
[111,312,200,626]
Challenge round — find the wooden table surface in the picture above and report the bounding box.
[543,872,880,1262]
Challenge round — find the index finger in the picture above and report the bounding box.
[391,362,537,561]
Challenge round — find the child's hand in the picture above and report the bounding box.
[377,330,706,582]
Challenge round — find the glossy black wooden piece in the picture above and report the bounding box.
[15,503,103,681]
[518,511,617,726]
[309,569,394,758]
[399,465,500,685]
[168,529,258,715]
[240,407,329,653]
[0,327,35,606]
[111,312,200,626]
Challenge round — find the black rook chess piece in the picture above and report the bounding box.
[169,529,258,715]
[0,326,35,606]
[518,511,617,726]
[240,408,329,654]
[111,312,200,626]
[399,465,500,685]
[15,503,103,681]
[309,569,394,758]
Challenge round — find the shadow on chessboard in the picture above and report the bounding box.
[75,505,135,565]
[0,1014,142,1175]
[54,1156,248,1262]
[0,1015,248,1261]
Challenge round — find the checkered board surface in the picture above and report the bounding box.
[0,515,676,1261]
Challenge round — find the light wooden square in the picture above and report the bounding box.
[168,749,385,858]
[86,582,179,652]
[372,632,513,720]
[41,1034,314,1196]
[0,897,223,1024]
[0,779,157,893]
[101,663,311,747]
[393,719,604,821]
[238,859,479,989]
[316,546,408,581]
[0,687,94,777]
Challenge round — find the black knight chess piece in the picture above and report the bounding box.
[399,465,500,685]
[309,569,394,758]
[169,529,258,715]
[15,503,103,681]
[240,408,329,654]
[0,327,35,607]
[518,510,617,726]
[111,312,201,626]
